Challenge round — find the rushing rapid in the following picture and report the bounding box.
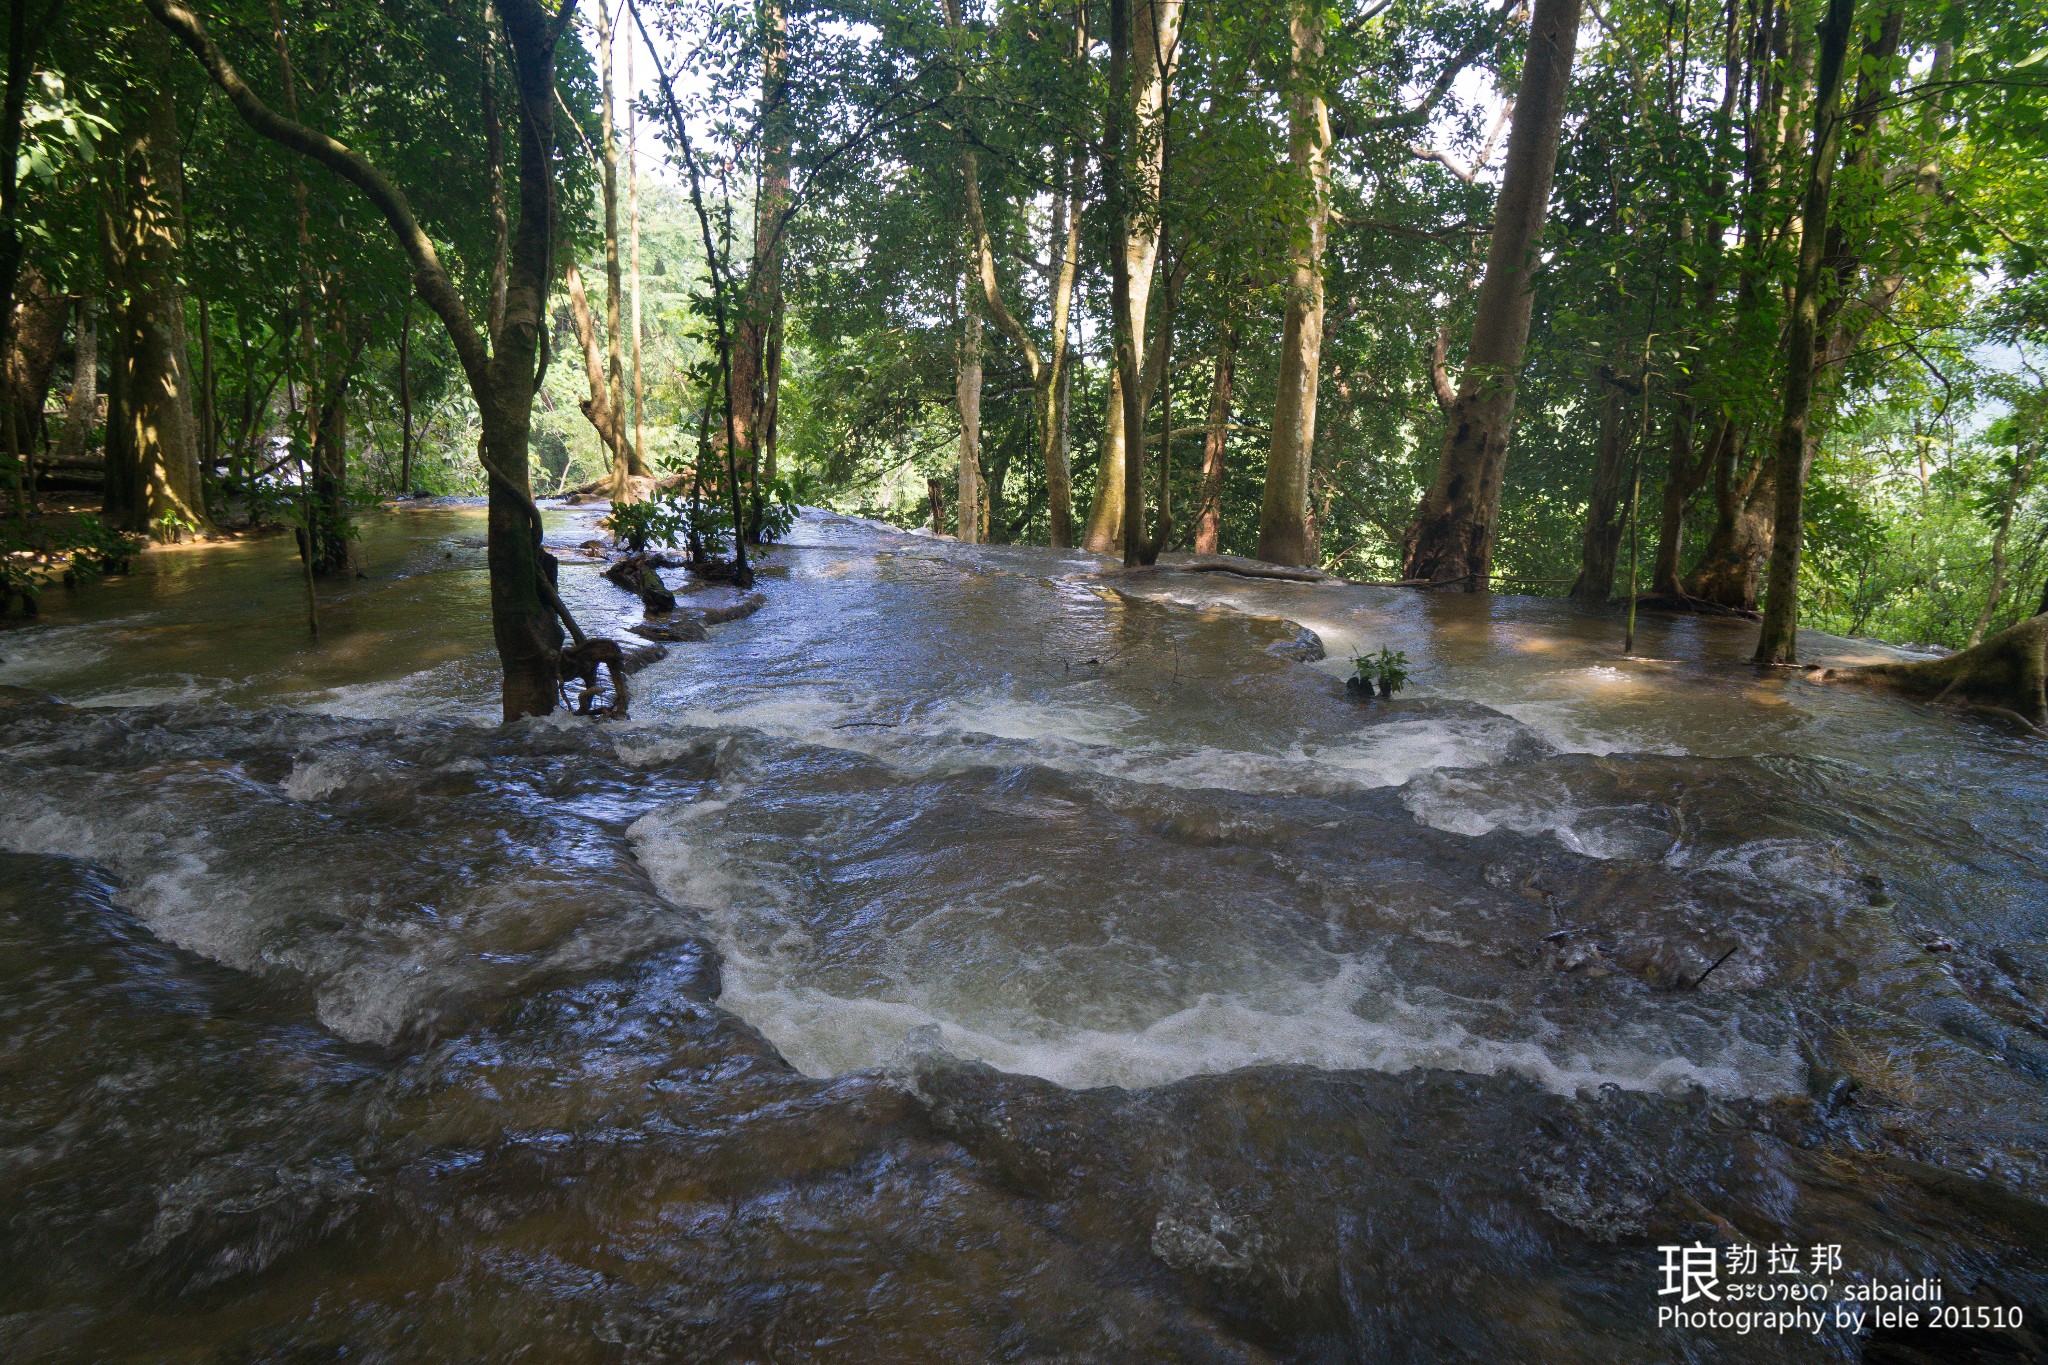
[1,503,2044,1361]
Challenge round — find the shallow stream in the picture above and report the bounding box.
[1,504,2044,1361]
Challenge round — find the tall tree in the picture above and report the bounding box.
[1402,0,1582,587]
[103,18,211,539]
[151,0,586,718]
[1082,0,1181,555]
[1754,0,1860,663]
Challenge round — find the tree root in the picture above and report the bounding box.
[1813,614,2048,726]
[1630,590,1761,620]
[558,638,667,718]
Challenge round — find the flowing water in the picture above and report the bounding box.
[2,503,2045,1362]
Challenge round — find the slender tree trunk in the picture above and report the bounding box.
[627,30,647,477]
[730,0,789,533]
[397,294,413,491]
[1652,406,1722,594]
[1969,443,2035,646]
[0,0,62,514]
[481,3,510,341]
[1570,382,1632,600]
[307,306,360,574]
[596,0,632,502]
[55,293,95,462]
[957,297,981,544]
[1107,0,1143,566]
[103,35,210,539]
[949,0,1082,548]
[1194,328,1234,553]
[1253,0,1330,566]
[564,260,625,468]
[1084,0,1183,555]
[1402,0,1581,587]
[1754,0,1856,664]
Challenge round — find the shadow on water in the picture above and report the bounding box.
[0,505,2044,1361]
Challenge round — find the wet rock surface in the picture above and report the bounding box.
[0,509,2044,1360]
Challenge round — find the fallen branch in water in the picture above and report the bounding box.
[1152,555,1331,583]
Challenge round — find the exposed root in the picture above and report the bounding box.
[558,638,667,718]
[1630,590,1761,621]
[1814,614,2048,727]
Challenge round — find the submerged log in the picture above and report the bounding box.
[1817,614,2048,727]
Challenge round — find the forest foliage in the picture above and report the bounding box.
[1,0,2044,703]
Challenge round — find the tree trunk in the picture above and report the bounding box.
[7,267,66,464]
[0,0,60,512]
[1082,0,1182,556]
[153,0,573,714]
[1968,443,2035,647]
[1753,0,1857,665]
[565,260,625,471]
[307,313,358,575]
[950,0,1083,549]
[957,299,981,544]
[730,0,790,535]
[1569,383,1631,601]
[397,295,413,491]
[1681,431,1773,611]
[596,0,631,503]
[627,30,648,478]
[1826,613,2048,725]
[196,293,215,475]
[1401,0,1581,588]
[1652,408,1725,595]
[55,293,96,463]
[103,39,210,540]
[1193,330,1235,554]
[1253,0,1329,567]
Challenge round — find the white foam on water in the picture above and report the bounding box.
[0,801,273,977]
[1402,770,1677,860]
[627,801,1801,1098]
[77,676,215,708]
[280,753,365,802]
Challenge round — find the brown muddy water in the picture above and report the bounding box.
[1,502,2045,1362]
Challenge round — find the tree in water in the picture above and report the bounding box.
[1402,0,1581,588]
[1752,0,1857,664]
[151,0,584,719]
[1082,0,1180,556]
[103,19,211,540]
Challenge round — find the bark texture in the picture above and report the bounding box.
[1193,328,1234,555]
[102,32,211,540]
[149,0,572,719]
[1754,0,1857,664]
[956,303,981,544]
[1569,383,1631,601]
[1083,0,1183,555]
[1252,0,1329,567]
[1401,0,1581,587]
[1824,614,2048,725]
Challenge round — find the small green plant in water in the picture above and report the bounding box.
[606,493,689,556]
[1348,647,1411,699]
